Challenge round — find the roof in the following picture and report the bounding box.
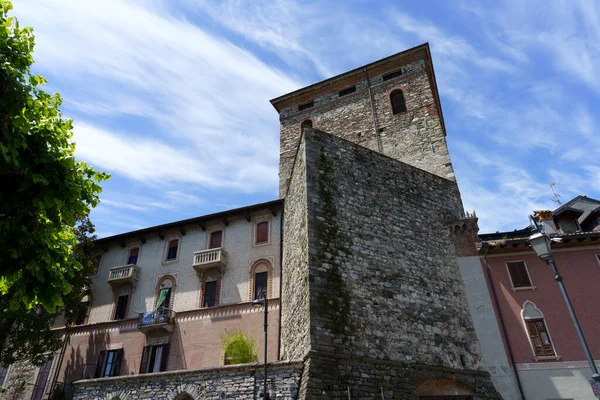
[94,199,283,247]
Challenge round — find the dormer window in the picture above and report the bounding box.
[558,218,579,233]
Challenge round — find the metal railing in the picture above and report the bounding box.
[137,308,176,328]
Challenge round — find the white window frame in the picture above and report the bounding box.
[505,260,536,291]
[253,218,271,247]
[521,300,560,361]
[163,237,181,264]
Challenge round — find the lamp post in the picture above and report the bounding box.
[528,222,600,395]
[252,291,269,400]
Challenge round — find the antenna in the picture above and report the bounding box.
[550,182,561,206]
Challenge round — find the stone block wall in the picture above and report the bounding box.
[281,127,487,367]
[275,46,454,197]
[71,361,303,400]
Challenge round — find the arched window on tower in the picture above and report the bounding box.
[390,89,407,115]
[301,119,313,129]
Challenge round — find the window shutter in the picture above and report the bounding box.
[160,344,170,372]
[94,351,106,378]
[113,349,124,377]
[210,231,223,249]
[139,346,150,374]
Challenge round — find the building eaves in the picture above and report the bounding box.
[94,199,283,247]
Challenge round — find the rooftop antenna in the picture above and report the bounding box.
[550,181,561,206]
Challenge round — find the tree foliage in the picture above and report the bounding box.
[0,0,109,313]
[221,331,258,365]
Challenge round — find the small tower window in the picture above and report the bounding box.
[298,101,314,111]
[301,119,313,129]
[390,89,407,115]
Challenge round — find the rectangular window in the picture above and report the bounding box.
[127,247,139,265]
[338,86,356,97]
[256,221,269,244]
[166,240,178,261]
[0,364,8,387]
[95,349,123,378]
[204,280,217,308]
[506,261,532,288]
[559,218,579,233]
[525,319,556,357]
[139,344,169,374]
[31,357,53,400]
[382,70,403,81]
[114,295,129,320]
[298,101,314,111]
[254,271,268,299]
[75,301,90,326]
[209,231,223,249]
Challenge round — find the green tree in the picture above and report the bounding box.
[0,0,109,313]
[221,331,258,365]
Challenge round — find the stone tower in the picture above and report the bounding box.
[271,43,455,198]
[273,44,501,399]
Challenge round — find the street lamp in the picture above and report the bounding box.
[252,291,269,400]
[528,219,600,395]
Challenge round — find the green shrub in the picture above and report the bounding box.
[221,330,257,365]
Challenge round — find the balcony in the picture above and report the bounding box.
[107,264,140,289]
[193,248,227,273]
[137,308,176,334]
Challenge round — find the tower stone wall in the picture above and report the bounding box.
[272,44,455,198]
[281,127,501,398]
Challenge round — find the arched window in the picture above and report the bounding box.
[174,393,195,400]
[155,276,175,310]
[521,301,558,358]
[200,269,221,308]
[390,89,407,115]
[301,119,313,129]
[250,260,272,300]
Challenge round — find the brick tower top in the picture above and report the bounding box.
[271,43,455,198]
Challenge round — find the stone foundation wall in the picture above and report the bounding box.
[1,359,37,400]
[72,361,303,400]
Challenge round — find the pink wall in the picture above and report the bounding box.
[483,247,600,364]
[57,301,280,383]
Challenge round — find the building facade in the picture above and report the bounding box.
[2,43,501,399]
[471,196,600,400]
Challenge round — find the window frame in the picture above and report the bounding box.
[139,344,169,374]
[557,218,580,234]
[95,349,124,378]
[249,259,273,301]
[126,246,141,266]
[504,260,536,291]
[163,238,180,263]
[208,229,224,249]
[254,220,271,246]
[521,301,560,361]
[389,88,407,115]
[155,275,176,311]
[113,293,130,321]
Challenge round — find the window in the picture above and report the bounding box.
[113,295,129,320]
[558,218,579,233]
[506,261,533,288]
[338,86,356,97]
[92,255,102,275]
[390,89,407,115]
[94,349,123,378]
[250,260,271,300]
[522,301,558,359]
[139,344,169,374]
[383,70,403,81]
[298,100,314,111]
[165,240,179,261]
[0,364,8,387]
[31,357,53,400]
[525,319,556,357]
[156,277,174,310]
[256,221,269,244]
[203,280,217,308]
[127,247,140,265]
[301,119,313,129]
[75,300,90,326]
[209,230,223,249]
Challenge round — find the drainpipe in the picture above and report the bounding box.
[481,246,527,400]
[49,327,69,396]
[277,202,284,361]
[363,67,382,154]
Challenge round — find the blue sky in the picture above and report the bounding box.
[13,0,600,236]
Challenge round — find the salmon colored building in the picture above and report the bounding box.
[477,196,600,400]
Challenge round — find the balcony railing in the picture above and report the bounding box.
[107,264,140,288]
[193,248,227,273]
[137,308,176,334]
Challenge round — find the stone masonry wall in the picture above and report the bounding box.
[280,132,311,361]
[286,128,483,371]
[72,361,303,400]
[277,56,454,197]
